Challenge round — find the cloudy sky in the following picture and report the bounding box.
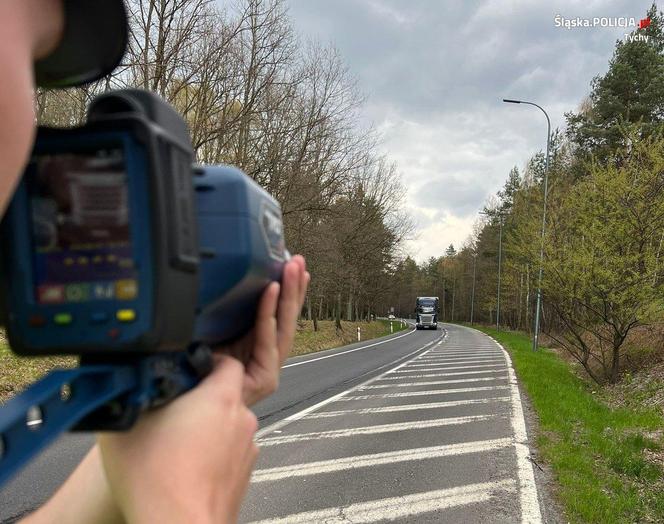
[285,0,656,262]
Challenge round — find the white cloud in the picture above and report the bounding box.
[286,0,656,262]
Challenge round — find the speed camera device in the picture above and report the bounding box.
[0,89,288,356]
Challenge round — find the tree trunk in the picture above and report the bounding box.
[312,300,318,332]
[306,293,312,321]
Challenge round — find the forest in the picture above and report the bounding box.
[37,0,664,384]
[380,4,664,384]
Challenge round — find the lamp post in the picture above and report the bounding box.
[503,98,551,351]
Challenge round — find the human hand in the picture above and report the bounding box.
[97,356,258,524]
[221,255,310,406]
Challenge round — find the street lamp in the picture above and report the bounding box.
[503,98,551,351]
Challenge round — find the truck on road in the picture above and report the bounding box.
[415,296,439,330]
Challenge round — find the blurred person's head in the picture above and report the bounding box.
[0,0,127,215]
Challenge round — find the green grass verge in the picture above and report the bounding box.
[0,335,76,403]
[471,326,664,523]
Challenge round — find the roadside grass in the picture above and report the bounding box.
[0,320,408,402]
[291,318,408,357]
[0,333,76,403]
[473,326,664,523]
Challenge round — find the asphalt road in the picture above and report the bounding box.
[0,323,544,523]
[241,324,543,523]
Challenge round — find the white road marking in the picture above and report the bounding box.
[403,362,505,371]
[258,414,498,447]
[304,397,510,418]
[252,438,513,482]
[248,479,516,524]
[426,353,503,362]
[440,345,496,349]
[415,356,503,362]
[256,332,447,438]
[408,358,505,368]
[389,368,505,376]
[432,348,498,352]
[282,328,418,368]
[365,376,507,387]
[417,350,503,360]
[425,352,502,358]
[424,353,502,359]
[474,328,543,523]
[395,365,505,374]
[339,385,509,401]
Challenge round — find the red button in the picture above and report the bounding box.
[107,328,120,340]
[28,315,46,327]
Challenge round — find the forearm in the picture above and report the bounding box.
[22,445,123,524]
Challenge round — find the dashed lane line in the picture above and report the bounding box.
[248,479,517,524]
[303,397,510,418]
[258,414,499,447]
[339,385,509,401]
[251,437,513,482]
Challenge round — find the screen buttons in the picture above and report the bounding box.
[37,285,65,304]
[65,283,90,302]
[28,315,46,327]
[90,311,110,324]
[54,313,73,325]
[115,279,138,300]
[116,309,136,323]
[92,282,115,300]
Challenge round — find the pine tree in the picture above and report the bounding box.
[566,3,664,165]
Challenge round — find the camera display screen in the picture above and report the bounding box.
[28,148,138,305]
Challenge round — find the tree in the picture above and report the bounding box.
[566,3,664,167]
[541,130,664,383]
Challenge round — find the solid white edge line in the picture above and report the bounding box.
[282,326,418,368]
[255,331,447,438]
[459,325,543,524]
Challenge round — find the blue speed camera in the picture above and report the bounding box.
[0,89,287,356]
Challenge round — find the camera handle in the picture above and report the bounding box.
[0,345,213,487]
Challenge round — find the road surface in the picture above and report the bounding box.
[1,323,544,523]
[241,323,543,523]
